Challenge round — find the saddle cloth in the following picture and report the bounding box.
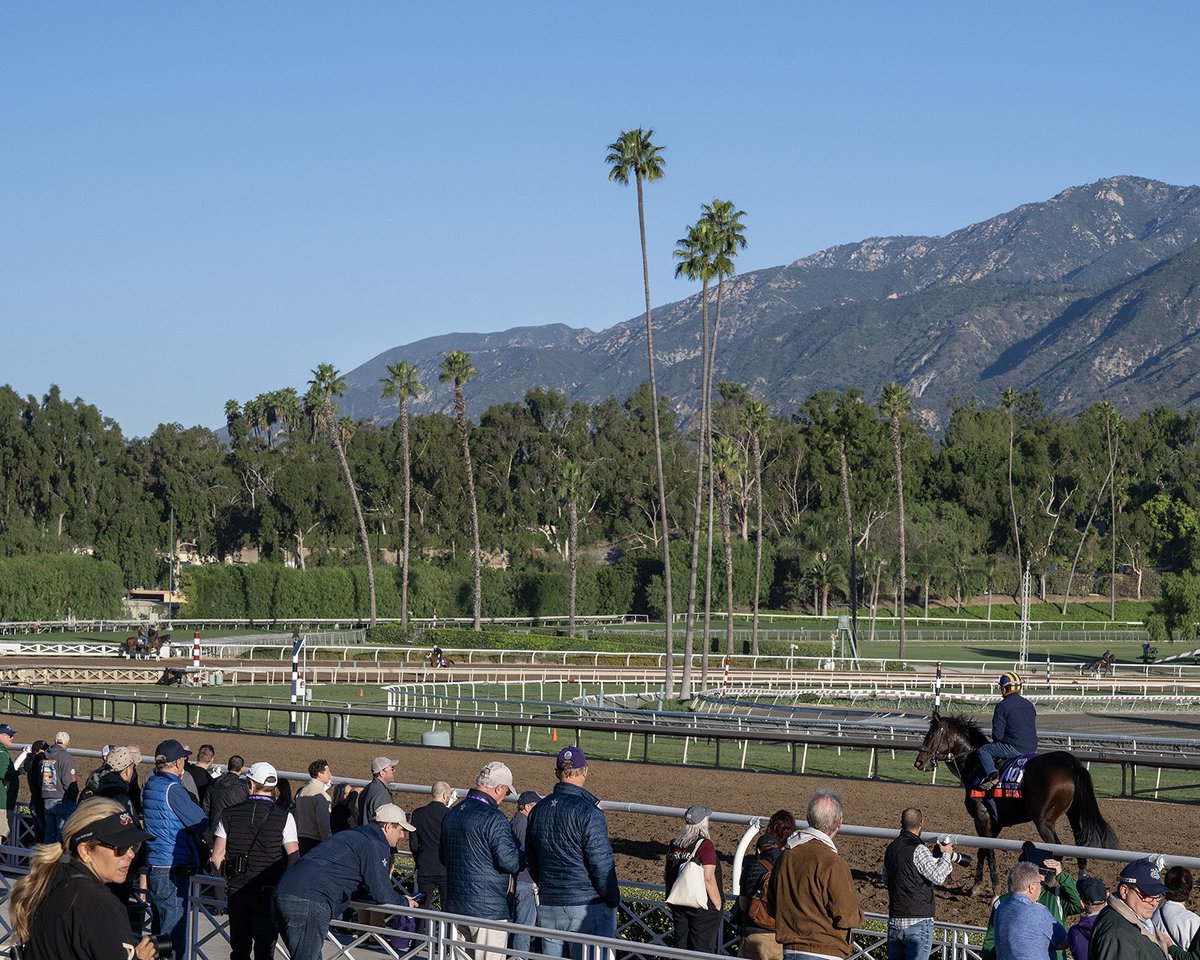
[967,752,1035,799]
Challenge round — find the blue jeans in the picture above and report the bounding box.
[42,798,75,843]
[977,742,1021,777]
[511,880,538,954]
[273,893,333,960]
[537,902,616,960]
[887,919,934,960]
[147,868,191,960]
[785,952,842,960]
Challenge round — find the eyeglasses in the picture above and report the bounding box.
[1129,887,1163,904]
[97,841,140,857]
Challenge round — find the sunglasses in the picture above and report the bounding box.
[97,841,140,857]
[1130,887,1163,903]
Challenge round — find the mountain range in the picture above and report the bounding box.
[337,175,1200,430]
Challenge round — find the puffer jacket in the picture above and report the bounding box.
[441,789,520,920]
[143,771,207,868]
[526,781,620,907]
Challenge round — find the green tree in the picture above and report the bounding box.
[439,350,483,630]
[380,360,425,626]
[554,460,587,636]
[741,398,771,655]
[878,382,912,657]
[308,362,377,626]
[712,435,745,657]
[607,127,675,693]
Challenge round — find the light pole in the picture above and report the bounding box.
[789,643,797,689]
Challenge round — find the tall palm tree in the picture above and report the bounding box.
[380,361,426,628]
[697,200,746,679]
[740,398,770,655]
[877,382,912,658]
[554,461,586,637]
[439,350,483,630]
[673,221,716,697]
[308,362,377,627]
[1000,386,1022,592]
[606,128,675,694]
[712,436,745,658]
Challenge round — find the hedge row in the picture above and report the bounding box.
[0,554,124,621]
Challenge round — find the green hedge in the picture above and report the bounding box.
[0,554,124,620]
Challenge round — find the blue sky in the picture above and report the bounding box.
[2,3,1197,436]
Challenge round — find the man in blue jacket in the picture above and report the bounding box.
[978,672,1038,791]
[527,747,621,959]
[143,738,209,959]
[272,802,417,960]
[442,761,522,960]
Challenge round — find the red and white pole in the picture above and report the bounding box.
[191,631,201,685]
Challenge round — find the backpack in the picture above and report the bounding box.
[746,856,776,930]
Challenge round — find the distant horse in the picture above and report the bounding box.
[427,648,454,668]
[914,710,1118,894]
[1085,651,1116,678]
[119,631,167,660]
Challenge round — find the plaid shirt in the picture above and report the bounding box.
[883,839,953,926]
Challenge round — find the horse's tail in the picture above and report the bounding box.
[1070,761,1119,849]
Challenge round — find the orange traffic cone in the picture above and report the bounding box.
[359,688,364,697]
[551,728,558,742]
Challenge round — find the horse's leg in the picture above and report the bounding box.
[968,805,990,896]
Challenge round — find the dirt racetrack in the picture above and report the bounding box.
[25,716,1200,928]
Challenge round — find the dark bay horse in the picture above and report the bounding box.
[119,631,168,659]
[915,711,1118,894]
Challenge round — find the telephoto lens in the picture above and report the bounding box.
[153,936,175,960]
[932,837,974,868]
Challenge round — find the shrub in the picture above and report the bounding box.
[0,554,124,621]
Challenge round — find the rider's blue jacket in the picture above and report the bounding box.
[991,693,1038,752]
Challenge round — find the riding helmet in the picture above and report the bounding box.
[998,671,1022,692]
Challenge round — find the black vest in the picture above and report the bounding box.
[884,831,935,919]
[221,797,289,900]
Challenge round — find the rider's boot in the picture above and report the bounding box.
[978,771,1000,790]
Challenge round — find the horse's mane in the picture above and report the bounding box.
[938,712,990,748]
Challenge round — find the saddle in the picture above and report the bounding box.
[968,753,1034,800]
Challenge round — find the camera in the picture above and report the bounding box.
[153,935,175,959]
[932,836,973,868]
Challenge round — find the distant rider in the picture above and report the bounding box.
[977,672,1038,791]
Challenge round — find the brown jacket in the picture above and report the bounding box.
[766,829,863,957]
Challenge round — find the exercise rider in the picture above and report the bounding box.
[977,672,1037,792]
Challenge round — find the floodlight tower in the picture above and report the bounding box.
[1018,564,1031,668]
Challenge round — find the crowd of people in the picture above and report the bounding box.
[0,723,1197,960]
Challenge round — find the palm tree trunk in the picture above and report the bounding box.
[838,440,857,648]
[751,433,763,657]
[400,400,412,628]
[636,173,674,695]
[568,499,578,637]
[328,405,377,627]
[1008,411,1023,599]
[1061,459,1116,615]
[1108,420,1119,621]
[721,489,735,657]
[681,279,710,699]
[891,414,906,658]
[701,279,723,686]
[454,388,483,630]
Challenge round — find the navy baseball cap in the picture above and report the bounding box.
[154,739,191,763]
[0,724,16,737]
[1119,858,1169,897]
[1078,876,1107,904]
[556,746,587,771]
[517,791,541,806]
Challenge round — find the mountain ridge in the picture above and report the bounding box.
[337,175,1200,428]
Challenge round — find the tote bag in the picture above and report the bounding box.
[665,840,709,910]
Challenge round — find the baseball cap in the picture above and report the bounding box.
[684,804,713,825]
[31,739,49,753]
[556,746,587,771]
[0,724,16,737]
[106,746,141,772]
[1078,876,1107,904]
[1119,858,1169,897]
[55,731,70,744]
[475,761,517,795]
[517,791,541,807]
[154,739,191,763]
[71,810,152,850]
[371,756,398,775]
[374,803,416,831]
[247,762,279,787]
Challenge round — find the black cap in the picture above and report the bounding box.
[1078,876,1107,904]
[517,791,541,806]
[1019,842,1056,869]
[71,811,152,850]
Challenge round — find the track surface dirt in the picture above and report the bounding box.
[21,715,1200,928]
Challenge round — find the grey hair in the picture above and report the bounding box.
[671,818,711,850]
[1008,861,1043,893]
[806,790,844,834]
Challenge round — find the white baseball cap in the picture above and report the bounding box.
[247,762,279,787]
[374,803,416,831]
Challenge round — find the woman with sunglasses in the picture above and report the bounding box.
[9,797,158,959]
